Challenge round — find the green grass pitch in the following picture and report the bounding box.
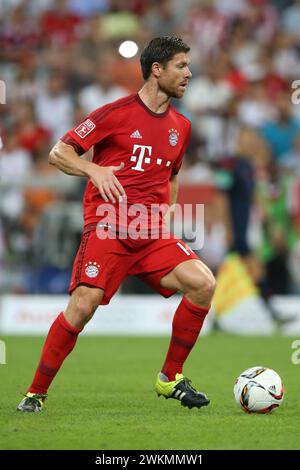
[0,333,299,450]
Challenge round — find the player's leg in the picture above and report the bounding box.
[155,259,215,408]
[17,286,103,413]
[64,284,104,329]
[17,228,134,412]
[161,258,215,306]
[132,236,216,408]
[159,258,215,376]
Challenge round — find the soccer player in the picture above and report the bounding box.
[17,37,216,412]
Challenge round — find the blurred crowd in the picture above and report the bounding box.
[1,0,300,297]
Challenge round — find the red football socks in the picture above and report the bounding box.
[28,312,82,395]
[161,296,210,381]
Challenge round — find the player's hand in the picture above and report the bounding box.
[88,162,127,203]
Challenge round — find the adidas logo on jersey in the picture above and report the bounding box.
[130,129,142,139]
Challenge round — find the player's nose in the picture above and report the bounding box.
[186,68,192,79]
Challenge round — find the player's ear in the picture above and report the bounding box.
[151,62,162,78]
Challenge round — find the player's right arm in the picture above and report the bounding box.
[49,140,126,203]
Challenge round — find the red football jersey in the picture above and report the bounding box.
[61,94,191,231]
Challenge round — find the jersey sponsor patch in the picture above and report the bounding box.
[74,119,96,139]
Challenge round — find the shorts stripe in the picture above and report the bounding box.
[75,231,90,285]
[176,242,191,256]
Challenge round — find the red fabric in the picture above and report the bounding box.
[69,228,199,305]
[60,94,191,231]
[28,313,82,395]
[18,126,50,153]
[161,297,210,381]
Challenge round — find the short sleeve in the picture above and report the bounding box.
[172,121,191,175]
[60,104,116,153]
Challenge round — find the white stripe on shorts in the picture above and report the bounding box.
[176,242,191,256]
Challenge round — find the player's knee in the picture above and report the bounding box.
[72,289,100,323]
[187,270,216,305]
[206,271,216,296]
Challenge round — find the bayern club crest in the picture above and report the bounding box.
[85,262,100,278]
[168,128,179,146]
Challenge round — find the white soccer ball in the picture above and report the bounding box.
[234,366,284,413]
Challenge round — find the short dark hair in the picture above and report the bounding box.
[140,36,190,80]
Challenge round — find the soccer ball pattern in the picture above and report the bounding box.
[234,366,284,413]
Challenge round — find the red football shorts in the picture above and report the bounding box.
[69,225,199,305]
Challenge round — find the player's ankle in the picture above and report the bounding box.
[159,372,169,382]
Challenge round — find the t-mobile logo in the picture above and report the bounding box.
[130,144,152,172]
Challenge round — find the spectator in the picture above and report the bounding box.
[143,0,181,37]
[185,0,228,63]
[243,0,279,45]
[39,0,82,46]
[215,0,248,19]
[279,132,300,176]
[216,127,256,255]
[260,91,300,161]
[183,57,233,158]
[198,198,228,273]
[0,129,33,222]
[68,0,108,17]
[78,55,127,113]
[35,70,74,143]
[0,4,40,63]
[272,31,300,80]
[229,18,262,73]
[282,0,300,45]
[0,0,300,297]
[256,163,297,295]
[237,80,276,128]
[12,101,50,159]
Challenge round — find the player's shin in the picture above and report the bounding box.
[161,296,210,381]
[27,312,83,395]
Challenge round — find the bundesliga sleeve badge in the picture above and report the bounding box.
[74,119,96,139]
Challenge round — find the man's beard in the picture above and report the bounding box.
[160,82,181,99]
